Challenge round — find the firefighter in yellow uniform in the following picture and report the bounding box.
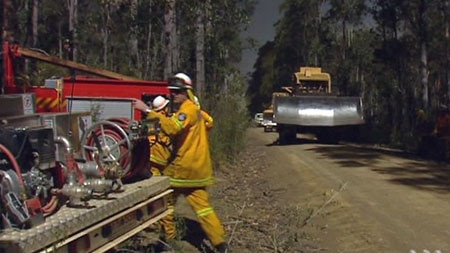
[133,73,228,253]
[148,95,172,176]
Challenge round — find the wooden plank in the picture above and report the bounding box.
[16,47,140,81]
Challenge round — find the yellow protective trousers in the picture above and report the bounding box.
[159,187,226,247]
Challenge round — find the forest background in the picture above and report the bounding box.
[1,0,450,161]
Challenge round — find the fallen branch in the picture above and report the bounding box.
[227,201,247,245]
[302,182,348,226]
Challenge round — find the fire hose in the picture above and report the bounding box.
[0,144,61,217]
[0,144,25,189]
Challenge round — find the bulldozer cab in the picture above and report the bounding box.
[291,67,331,94]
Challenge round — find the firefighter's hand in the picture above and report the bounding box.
[133,99,151,113]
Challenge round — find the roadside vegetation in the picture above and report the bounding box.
[246,0,450,155]
[3,0,255,165]
[205,74,251,165]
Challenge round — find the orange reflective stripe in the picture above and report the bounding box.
[36,97,65,111]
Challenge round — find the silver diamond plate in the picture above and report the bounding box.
[0,176,170,253]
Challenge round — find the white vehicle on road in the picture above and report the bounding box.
[254,112,263,127]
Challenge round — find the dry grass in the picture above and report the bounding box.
[211,147,337,253]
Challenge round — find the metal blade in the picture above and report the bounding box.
[273,95,365,126]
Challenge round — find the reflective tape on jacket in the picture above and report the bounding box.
[150,154,168,166]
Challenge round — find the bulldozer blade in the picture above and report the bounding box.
[273,95,364,126]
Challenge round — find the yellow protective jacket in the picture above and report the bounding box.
[147,99,214,187]
[148,132,171,167]
[200,110,214,131]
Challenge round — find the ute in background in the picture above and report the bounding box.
[273,67,365,144]
[254,112,263,127]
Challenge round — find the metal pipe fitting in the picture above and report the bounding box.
[83,178,115,193]
[77,161,102,178]
[61,184,93,200]
[55,135,73,154]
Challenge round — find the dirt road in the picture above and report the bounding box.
[123,127,450,253]
[248,127,450,253]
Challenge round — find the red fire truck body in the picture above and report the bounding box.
[0,41,173,253]
[3,41,170,119]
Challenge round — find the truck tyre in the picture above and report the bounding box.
[316,128,340,144]
[278,126,296,145]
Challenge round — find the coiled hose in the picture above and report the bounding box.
[85,117,150,181]
[0,144,58,216]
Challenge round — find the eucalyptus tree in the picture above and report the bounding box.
[194,0,207,96]
[325,0,367,96]
[4,0,255,89]
[68,0,78,61]
[412,0,450,112]
[327,0,366,60]
[273,0,325,90]
[163,0,176,79]
[427,0,450,108]
[203,0,255,93]
[401,0,432,110]
[246,41,276,114]
[370,0,448,146]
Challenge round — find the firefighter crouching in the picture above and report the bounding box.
[133,73,228,253]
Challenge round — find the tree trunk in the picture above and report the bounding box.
[26,0,39,78]
[342,20,347,60]
[32,0,38,47]
[419,0,429,109]
[2,0,15,43]
[420,43,429,109]
[163,0,176,79]
[129,0,140,72]
[145,1,153,80]
[68,0,78,62]
[195,2,206,97]
[100,3,111,68]
[444,0,450,107]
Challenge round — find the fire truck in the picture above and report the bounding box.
[0,41,173,253]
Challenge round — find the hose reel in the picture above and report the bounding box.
[80,117,151,182]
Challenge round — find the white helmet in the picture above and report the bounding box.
[175,72,193,86]
[152,96,170,111]
[169,72,194,90]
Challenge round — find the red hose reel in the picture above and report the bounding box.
[80,117,150,182]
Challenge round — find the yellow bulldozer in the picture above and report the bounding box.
[273,67,365,144]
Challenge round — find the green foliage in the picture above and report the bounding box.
[246,41,276,114]
[206,73,250,166]
[10,0,450,156]
[4,0,255,165]
[247,0,450,153]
